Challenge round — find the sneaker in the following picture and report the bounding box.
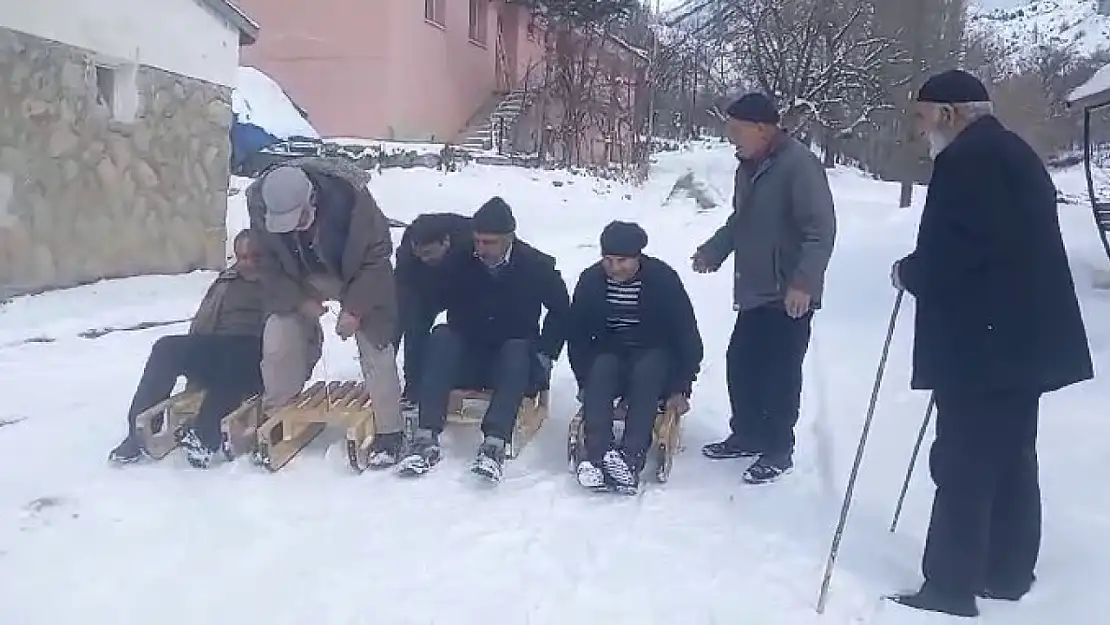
[397,430,441,476]
[179,428,216,469]
[108,436,144,464]
[575,460,606,490]
[742,454,793,484]
[702,436,762,460]
[471,437,506,483]
[601,449,639,493]
[366,431,404,469]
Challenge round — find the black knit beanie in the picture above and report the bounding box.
[725,93,780,124]
[472,196,516,234]
[917,70,990,104]
[600,221,648,257]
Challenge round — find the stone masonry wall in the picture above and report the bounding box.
[0,27,232,295]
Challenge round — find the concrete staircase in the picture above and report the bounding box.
[457,90,530,153]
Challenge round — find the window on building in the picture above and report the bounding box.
[468,0,489,44]
[93,62,139,124]
[425,0,446,26]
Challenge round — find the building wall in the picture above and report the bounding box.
[236,0,395,139]
[0,0,242,87]
[0,28,233,294]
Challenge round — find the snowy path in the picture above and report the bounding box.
[2,146,1109,624]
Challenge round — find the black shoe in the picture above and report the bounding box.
[179,428,217,469]
[471,437,506,483]
[601,449,640,494]
[889,584,979,618]
[366,431,404,469]
[702,437,761,460]
[397,431,441,476]
[108,436,144,464]
[977,575,1035,601]
[742,454,793,484]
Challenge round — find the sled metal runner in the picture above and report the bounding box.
[253,381,377,473]
[1068,73,1110,264]
[565,397,689,483]
[133,389,206,459]
[445,389,550,459]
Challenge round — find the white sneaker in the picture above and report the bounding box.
[576,460,606,489]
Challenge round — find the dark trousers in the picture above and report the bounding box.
[416,324,545,441]
[922,388,1042,598]
[394,285,438,399]
[126,334,263,449]
[582,348,670,467]
[726,304,812,458]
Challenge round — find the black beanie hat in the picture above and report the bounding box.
[725,93,780,124]
[600,221,648,257]
[917,70,990,104]
[472,196,516,234]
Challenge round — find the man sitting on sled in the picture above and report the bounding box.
[108,229,267,468]
[393,212,473,407]
[398,197,570,482]
[567,221,703,492]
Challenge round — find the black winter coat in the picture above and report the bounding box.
[899,115,1093,394]
[434,240,570,359]
[567,256,704,396]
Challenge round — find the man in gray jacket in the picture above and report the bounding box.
[692,93,836,484]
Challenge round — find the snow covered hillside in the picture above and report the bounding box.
[970,0,1110,61]
[2,145,1109,624]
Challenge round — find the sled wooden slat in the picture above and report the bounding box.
[254,381,377,472]
[446,389,549,459]
[220,395,262,460]
[134,390,205,460]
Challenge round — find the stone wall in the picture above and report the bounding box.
[0,27,232,295]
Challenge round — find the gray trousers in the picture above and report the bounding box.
[260,276,404,434]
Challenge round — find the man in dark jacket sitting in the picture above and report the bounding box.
[393,212,473,406]
[108,229,266,469]
[398,197,571,482]
[568,221,704,492]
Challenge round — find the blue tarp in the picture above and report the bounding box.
[230,114,280,169]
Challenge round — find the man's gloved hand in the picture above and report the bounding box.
[890,260,906,291]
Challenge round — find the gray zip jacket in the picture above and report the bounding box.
[696,134,837,311]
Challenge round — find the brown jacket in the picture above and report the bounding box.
[189,265,267,337]
[245,157,397,345]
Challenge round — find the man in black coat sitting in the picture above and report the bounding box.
[568,221,704,493]
[397,197,571,482]
[393,212,473,406]
[889,70,1094,618]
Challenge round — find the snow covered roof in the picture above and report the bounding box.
[199,0,260,45]
[1068,63,1110,109]
[233,67,319,140]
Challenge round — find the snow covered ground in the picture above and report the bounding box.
[2,143,1109,624]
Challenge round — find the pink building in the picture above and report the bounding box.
[237,0,545,142]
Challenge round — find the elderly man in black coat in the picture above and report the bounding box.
[889,70,1094,618]
[567,222,703,493]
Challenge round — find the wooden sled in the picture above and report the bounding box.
[219,394,262,461]
[253,381,377,473]
[133,390,205,460]
[446,389,549,459]
[566,396,690,483]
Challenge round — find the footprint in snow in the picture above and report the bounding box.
[19,496,79,532]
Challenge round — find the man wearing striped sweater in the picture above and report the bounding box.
[567,221,704,493]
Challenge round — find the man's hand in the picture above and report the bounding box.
[335,310,361,340]
[665,393,689,414]
[890,260,905,291]
[299,299,327,318]
[784,287,811,318]
[691,251,715,274]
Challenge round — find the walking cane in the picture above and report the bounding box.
[889,394,935,533]
[815,289,904,614]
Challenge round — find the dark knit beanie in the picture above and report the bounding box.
[917,70,990,104]
[725,93,780,124]
[600,221,648,257]
[472,196,516,234]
